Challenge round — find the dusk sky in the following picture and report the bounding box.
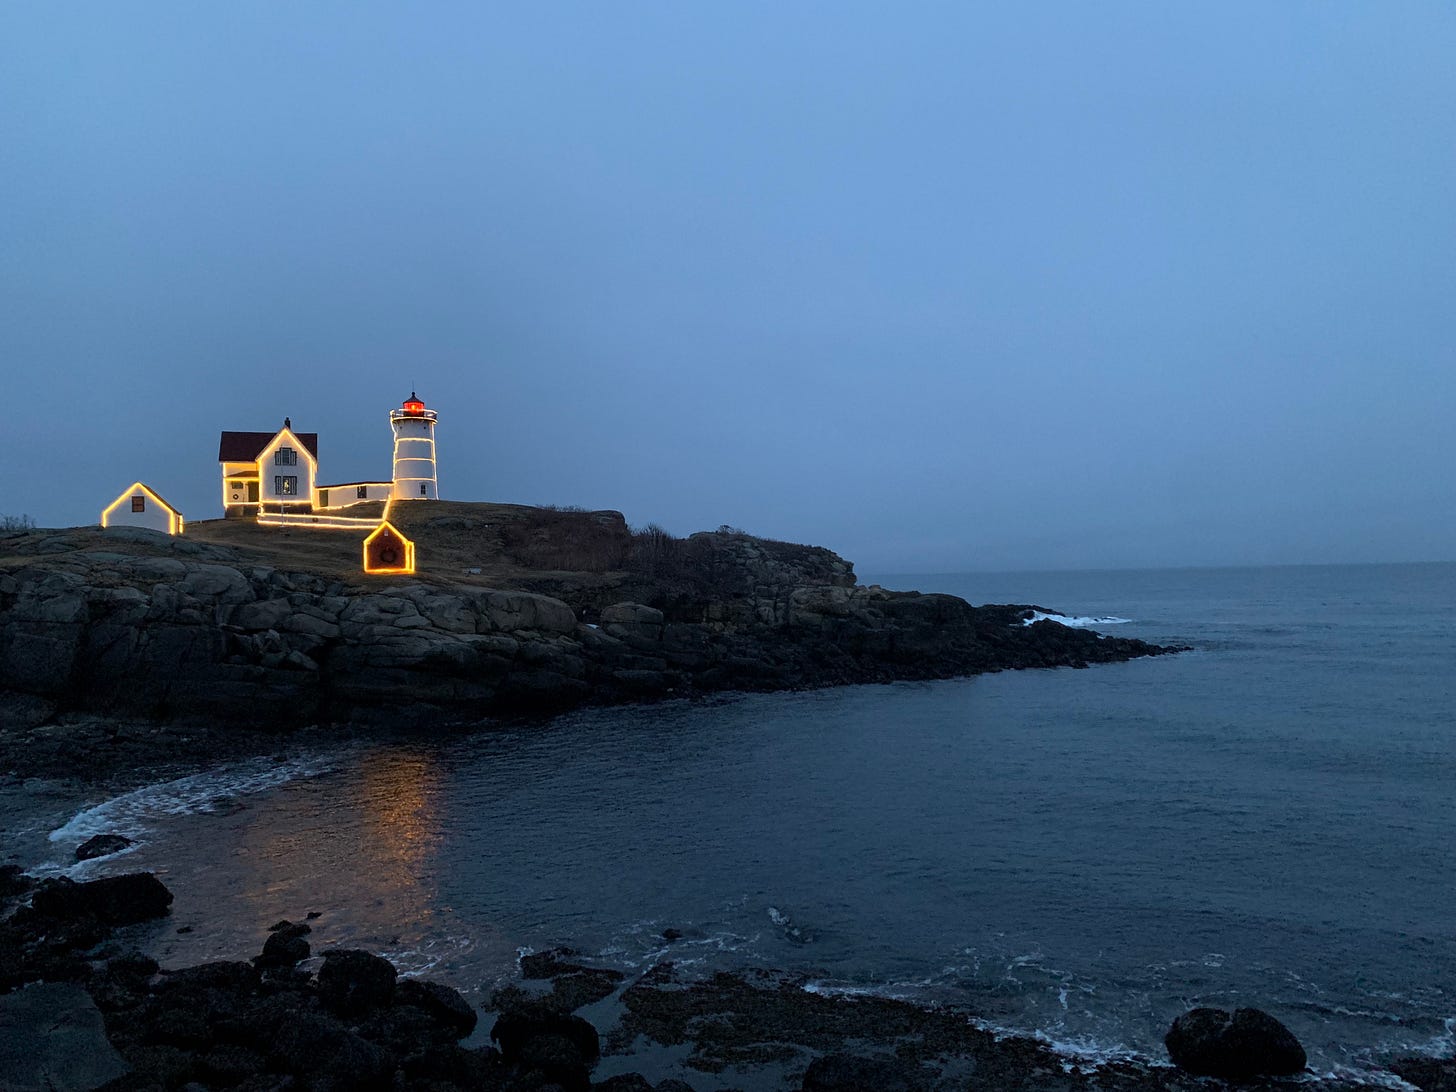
[3,4,1453,572]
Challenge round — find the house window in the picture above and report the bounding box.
[275,447,297,466]
[420,482,428,496]
[131,496,145,512]
[318,489,329,508]
[276,475,298,496]
[357,486,368,499]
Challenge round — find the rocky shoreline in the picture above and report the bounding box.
[27,509,1434,1088]
[1,508,1181,783]
[2,866,1454,1091]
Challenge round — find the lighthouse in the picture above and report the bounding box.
[390,392,439,500]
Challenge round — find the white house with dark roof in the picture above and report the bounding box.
[218,418,320,517]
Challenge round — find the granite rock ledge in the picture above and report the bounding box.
[0,508,1181,776]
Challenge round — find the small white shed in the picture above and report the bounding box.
[101,482,184,535]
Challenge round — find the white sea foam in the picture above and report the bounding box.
[44,753,339,874]
[1022,611,1133,628]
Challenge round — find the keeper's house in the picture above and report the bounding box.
[219,419,320,517]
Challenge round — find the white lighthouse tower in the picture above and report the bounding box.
[390,392,439,500]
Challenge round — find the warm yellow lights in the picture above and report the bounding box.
[101,482,184,535]
[221,463,260,509]
[313,481,393,510]
[257,512,380,530]
[363,520,416,574]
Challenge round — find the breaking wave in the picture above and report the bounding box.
[1022,610,1132,628]
[44,753,341,874]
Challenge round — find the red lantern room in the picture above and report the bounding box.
[401,392,426,416]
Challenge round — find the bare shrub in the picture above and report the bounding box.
[629,523,687,579]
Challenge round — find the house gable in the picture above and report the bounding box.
[101,481,184,535]
[256,427,318,505]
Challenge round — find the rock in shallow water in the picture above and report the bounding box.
[1165,1006,1307,1078]
[397,977,477,1038]
[28,872,173,926]
[74,833,132,861]
[254,927,310,969]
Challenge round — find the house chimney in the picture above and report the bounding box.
[284,417,291,429]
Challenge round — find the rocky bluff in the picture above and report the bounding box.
[0,504,1177,751]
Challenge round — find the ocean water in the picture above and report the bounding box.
[6,562,1456,1084]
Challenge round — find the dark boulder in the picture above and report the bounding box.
[491,1004,600,1066]
[197,1044,267,1085]
[29,872,173,926]
[802,1053,917,1091]
[1390,1055,1456,1091]
[75,833,134,860]
[255,929,310,969]
[317,948,397,1015]
[549,968,624,1012]
[399,1042,508,1087]
[0,864,34,898]
[397,977,478,1038]
[519,1030,592,1090]
[254,922,311,969]
[157,960,261,995]
[268,1009,391,1090]
[108,950,161,981]
[521,945,584,979]
[1164,1006,1306,1078]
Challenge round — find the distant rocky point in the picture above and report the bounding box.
[0,503,1181,780]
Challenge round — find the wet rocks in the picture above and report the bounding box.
[520,945,586,979]
[0,893,494,1092]
[518,947,625,1012]
[396,978,477,1039]
[1164,1006,1307,1078]
[491,1002,601,1090]
[253,920,311,969]
[1390,1055,1456,1091]
[802,1052,918,1091]
[0,864,32,899]
[269,1008,392,1089]
[27,871,173,926]
[318,948,397,1015]
[74,833,133,861]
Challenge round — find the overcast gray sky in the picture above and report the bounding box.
[3,3,1453,571]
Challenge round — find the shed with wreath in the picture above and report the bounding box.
[362,520,415,575]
